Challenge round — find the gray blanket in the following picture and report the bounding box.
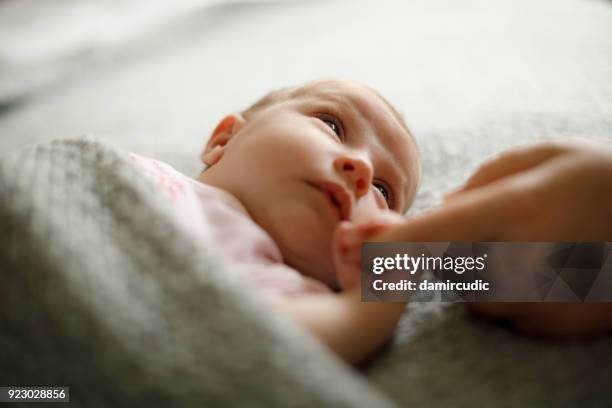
[0,137,393,407]
[3,135,612,407]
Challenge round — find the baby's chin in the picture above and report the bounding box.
[257,201,339,287]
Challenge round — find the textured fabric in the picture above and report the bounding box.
[0,137,392,407]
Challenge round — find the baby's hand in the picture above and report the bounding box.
[332,212,406,291]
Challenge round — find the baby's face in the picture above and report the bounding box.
[200,79,420,289]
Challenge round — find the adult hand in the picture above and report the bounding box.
[372,138,612,338]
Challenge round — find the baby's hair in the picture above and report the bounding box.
[206,81,422,203]
[241,83,418,161]
[240,82,422,184]
[241,84,412,138]
[241,87,291,120]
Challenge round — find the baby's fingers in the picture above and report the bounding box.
[332,222,362,290]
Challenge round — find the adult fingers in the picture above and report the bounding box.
[445,141,567,200]
[372,174,537,242]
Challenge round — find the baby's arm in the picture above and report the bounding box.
[277,213,408,365]
[278,287,405,365]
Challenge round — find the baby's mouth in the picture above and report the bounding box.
[306,181,352,221]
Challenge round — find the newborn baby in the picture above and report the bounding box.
[131,78,421,364]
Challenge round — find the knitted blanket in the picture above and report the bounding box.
[4,136,611,407]
[0,137,393,407]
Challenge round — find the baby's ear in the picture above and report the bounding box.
[201,113,246,166]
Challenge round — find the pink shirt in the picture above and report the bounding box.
[129,154,331,301]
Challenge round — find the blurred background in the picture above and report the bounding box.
[1,0,612,212]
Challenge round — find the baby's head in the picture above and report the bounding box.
[197,78,421,289]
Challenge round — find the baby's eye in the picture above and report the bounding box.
[373,181,393,209]
[317,114,344,140]
[323,118,340,135]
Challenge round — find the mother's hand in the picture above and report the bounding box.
[377,138,612,242]
[373,138,612,338]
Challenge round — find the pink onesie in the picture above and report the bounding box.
[129,154,331,301]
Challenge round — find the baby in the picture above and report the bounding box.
[130,78,421,365]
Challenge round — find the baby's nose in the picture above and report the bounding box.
[333,155,373,200]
